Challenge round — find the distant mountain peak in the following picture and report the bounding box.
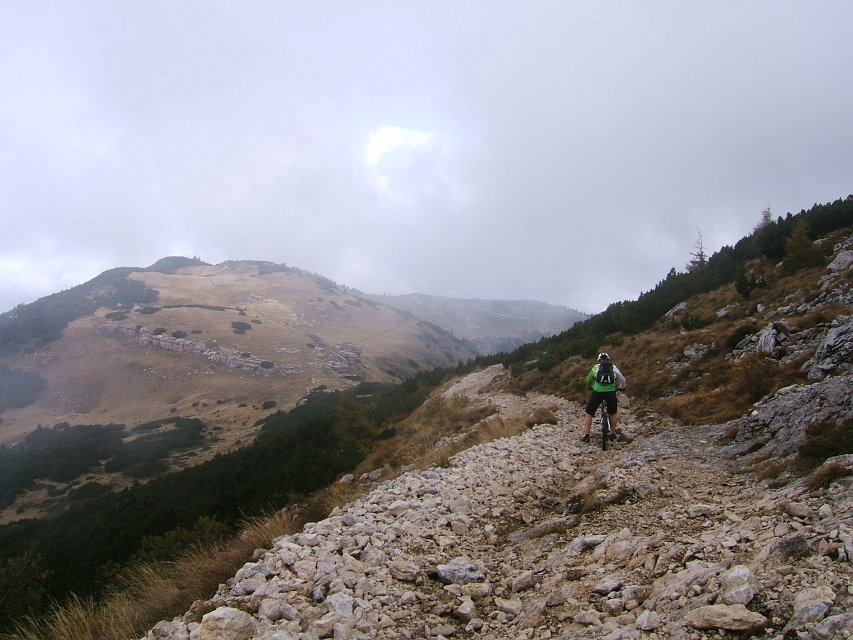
[146,256,210,273]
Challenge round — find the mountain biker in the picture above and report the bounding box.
[581,352,629,444]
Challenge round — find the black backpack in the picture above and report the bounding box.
[596,362,614,385]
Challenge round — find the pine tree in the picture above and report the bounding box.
[783,219,823,273]
[686,229,707,271]
[753,207,773,233]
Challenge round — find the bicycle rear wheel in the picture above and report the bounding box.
[601,407,609,451]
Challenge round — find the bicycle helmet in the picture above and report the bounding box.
[597,352,610,362]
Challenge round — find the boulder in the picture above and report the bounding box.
[719,565,758,605]
[188,607,256,640]
[436,556,486,585]
[684,604,767,631]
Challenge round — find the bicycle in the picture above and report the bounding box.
[599,401,611,451]
[601,388,623,451]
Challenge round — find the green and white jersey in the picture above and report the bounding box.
[585,363,627,393]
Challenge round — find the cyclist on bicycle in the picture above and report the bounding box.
[581,352,629,444]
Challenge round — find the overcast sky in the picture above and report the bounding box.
[1,1,852,316]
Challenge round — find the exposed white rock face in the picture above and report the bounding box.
[138,363,852,640]
[189,607,256,640]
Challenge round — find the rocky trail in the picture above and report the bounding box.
[142,366,852,640]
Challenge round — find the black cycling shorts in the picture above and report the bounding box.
[585,390,617,416]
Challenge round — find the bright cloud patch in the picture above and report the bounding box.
[363,126,434,168]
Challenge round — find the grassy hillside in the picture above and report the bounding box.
[0,261,476,523]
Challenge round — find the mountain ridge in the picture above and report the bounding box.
[0,258,583,523]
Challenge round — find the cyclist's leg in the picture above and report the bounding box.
[583,412,593,435]
[583,392,600,439]
[605,392,619,433]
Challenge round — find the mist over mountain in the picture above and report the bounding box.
[364,293,588,354]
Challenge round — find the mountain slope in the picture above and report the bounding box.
[0,260,478,521]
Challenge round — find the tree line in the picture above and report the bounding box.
[488,196,853,374]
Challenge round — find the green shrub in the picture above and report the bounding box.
[377,426,397,440]
[681,312,712,331]
[232,321,252,334]
[139,307,160,315]
[105,311,129,321]
[131,516,228,564]
[171,330,188,339]
[260,361,274,369]
[262,400,277,410]
[730,354,778,402]
[153,328,166,335]
[725,323,758,349]
[798,419,853,465]
[67,482,110,501]
[0,366,47,413]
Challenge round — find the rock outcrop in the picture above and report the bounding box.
[101,322,352,377]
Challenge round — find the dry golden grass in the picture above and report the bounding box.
[3,498,358,640]
[806,463,852,490]
[36,510,291,637]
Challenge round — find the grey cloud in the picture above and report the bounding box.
[1,2,852,315]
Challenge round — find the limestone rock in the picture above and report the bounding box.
[684,604,767,631]
[189,607,256,640]
[635,610,660,631]
[719,564,759,605]
[436,556,485,585]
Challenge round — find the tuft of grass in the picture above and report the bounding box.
[525,407,558,427]
[717,425,740,445]
[730,353,779,403]
[806,463,851,490]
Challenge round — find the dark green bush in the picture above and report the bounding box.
[0,366,47,413]
[377,426,397,440]
[232,321,252,334]
[725,322,758,349]
[681,313,712,331]
[260,361,274,369]
[262,400,277,410]
[67,482,110,501]
[798,419,853,465]
[131,516,228,564]
[171,330,187,339]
